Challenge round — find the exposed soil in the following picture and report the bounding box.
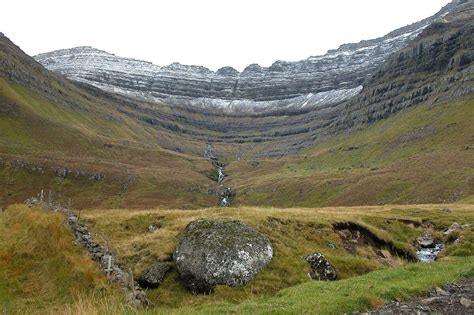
[333,222,417,266]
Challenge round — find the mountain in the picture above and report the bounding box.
[34,2,456,114]
[0,0,473,210]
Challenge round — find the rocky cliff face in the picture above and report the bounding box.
[34,2,456,113]
[337,1,474,131]
[1,1,472,160]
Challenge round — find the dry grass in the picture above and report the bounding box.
[81,203,474,309]
[0,205,120,314]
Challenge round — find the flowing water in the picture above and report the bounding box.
[416,243,444,263]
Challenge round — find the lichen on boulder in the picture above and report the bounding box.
[173,219,273,293]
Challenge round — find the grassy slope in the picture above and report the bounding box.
[1,53,473,210]
[80,204,474,311]
[227,96,474,207]
[0,204,124,314]
[0,77,216,209]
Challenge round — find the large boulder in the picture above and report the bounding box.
[174,219,273,293]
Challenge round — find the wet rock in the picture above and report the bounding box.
[218,187,235,207]
[304,252,337,281]
[417,243,444,263]
[138,264,171,288]
[416,231,435,248]
[174,219,273,293]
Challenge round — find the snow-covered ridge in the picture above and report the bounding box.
[34,2,455,112]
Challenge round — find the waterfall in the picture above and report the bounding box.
[217,166,225,183]
[204,144,233,207]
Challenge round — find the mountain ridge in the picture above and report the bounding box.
[34,1,459,112]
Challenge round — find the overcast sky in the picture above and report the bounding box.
[2,0,450,71]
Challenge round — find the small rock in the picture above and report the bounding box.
[460,297,472,308]
[327,242,336,250]
[126,292,142,309]
[443,222,471,235]
[305,252,337,281]
[417,231,435,248]
[138,264,171,288]
[420,297,441,305]
[380,249,392,259]
[148,224,158,233]
[435,287,450,296]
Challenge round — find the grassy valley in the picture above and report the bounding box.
[0,2,473,314]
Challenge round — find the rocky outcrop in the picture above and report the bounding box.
[34,2,457,113]
[337,1,474,131]
[173,219,273,293]
[1,1,472,160]
[305,252,337,281]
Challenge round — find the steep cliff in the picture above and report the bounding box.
[337,1,474,130]
[34,2,456,113]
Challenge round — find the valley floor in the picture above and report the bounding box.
[74,204,474,313]
[1,203,473,314]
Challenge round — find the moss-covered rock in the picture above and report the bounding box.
[174,219,273,293]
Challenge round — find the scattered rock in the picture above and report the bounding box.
[138,264,171,288]
[460,297,472,308]
[174,219,273,293]
[327,242,337,250]
[304,252,337,281]
[443,222,471,235]
[126,290,154,309]
[366,279,474,314]
[420,297,442,305]
[435,287,450,296]
[148,224,158,233]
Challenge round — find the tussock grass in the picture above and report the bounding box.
[0,205,121,314]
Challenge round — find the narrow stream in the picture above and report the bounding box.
[416,243,444,263]
[204,144,233,207]
[415,230,444,263]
